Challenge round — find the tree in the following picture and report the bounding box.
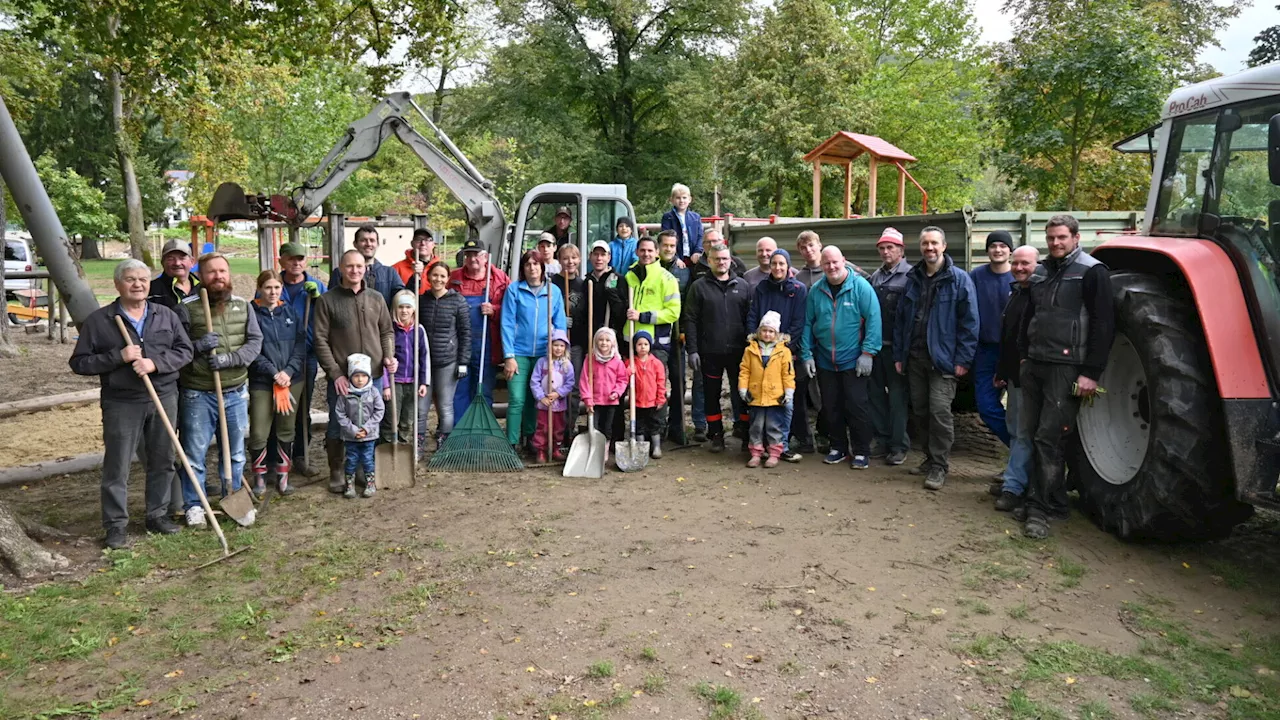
[992,0,1172,209]
[1249,5,1280,67]
[32,154,119,257]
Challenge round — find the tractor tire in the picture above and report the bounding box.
[1072,271,1251,541]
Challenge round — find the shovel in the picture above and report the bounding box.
[615,287,649,472]
[565,282,606,478]
[201,289,257,527]
[376,368,416,489]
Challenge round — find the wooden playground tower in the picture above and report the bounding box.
[803,131,927,219]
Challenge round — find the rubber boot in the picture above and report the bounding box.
[248,446,269,496]
[327,439,346,493]
[362,471,377,498]
[764,443,783,469]
[343,473,357,499]
[275,440,295,496]
[650,435,662,459]
[417,433,429,462]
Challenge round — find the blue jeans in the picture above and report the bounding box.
[975,343,1010,446]
[453,350,497,422]
[180,385,249,510]
[326,375,384,440]
[1001,387,1034,494]
[344,440,376,474]
[691,371,706,431]
[748,405,789,451]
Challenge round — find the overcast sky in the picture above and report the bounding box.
[971,0,1275,74]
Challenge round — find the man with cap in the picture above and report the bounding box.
[970,230,1015,464]
[537,232,563,275]
[278,242,327,475]
[546,206,573,247]
[893,227,979,491]
[868,228,913,466]
[742,237,779,292]
[993,245,1039,512]
[148,239,201,309]
[394,228,441,295]
[449,239,511,420]
[327,225,405,307]
[747,248,807,461]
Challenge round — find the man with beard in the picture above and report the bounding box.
[175,253,263,526]
[148,239,201,309]
[328,225,405,307]
[394,228,442,295]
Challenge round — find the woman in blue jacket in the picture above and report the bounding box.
[501,250,567,449]
[248,270,306,495]
[746,249,809,459]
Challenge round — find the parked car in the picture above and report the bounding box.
[5,235,42,325]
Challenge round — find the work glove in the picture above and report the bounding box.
[855,353,873,377]
[565,316,574,329]
[457,365,468,379]
[803,359,816,379]
[784,389,794,406]
[688,352,701,373]
[739,388,751,403]
[207,353,235,371]
[304,280,321,298]
[193,332,220,353]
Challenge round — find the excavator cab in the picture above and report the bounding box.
[501,183,636,275]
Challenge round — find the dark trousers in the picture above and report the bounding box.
[815,367,871,456]
[975,342,1010,446]
[613,346,669,440]
[701,351,747,440]
[593,405,618,443]
[636,406,660,437]
[907,358,958,472]
[666,343,687,444]
[291,357,318,462]
[791,371,813,447]
[102,395,176,529]
[1021,361,1081,518]
[869,351,910,453]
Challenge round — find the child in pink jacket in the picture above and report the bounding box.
[579,327,628,466]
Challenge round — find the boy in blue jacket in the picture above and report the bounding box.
[660,183,703,265]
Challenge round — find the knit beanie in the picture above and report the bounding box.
[616,217,635,234]
[770,248,791,267]
[759,310,782,332]
[986,230,1013,250]
[632,330,654,348]
[347,353,372,378]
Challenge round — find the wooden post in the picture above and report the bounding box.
[58,294,67,343]
[867,156,879,218]
[811,162,822,219]
[843,161,853,219]
[898,165,907,216]
[46,281,55,340]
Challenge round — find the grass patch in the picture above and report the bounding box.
[642,674,666,695]
[1056,555,1087,588]
[1006,689,1066,720]
[640,646,659,661]
[1206,558,1252,590]
[1077,699,1114,720]
[1129,693,1178,717]
[692,682,763,720]
[586,660,615,678]
[1007,601,1031,621]
[957,633,1010,660]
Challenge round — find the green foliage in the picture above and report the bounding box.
[1251,7,1280,67]
[31,155,119,241]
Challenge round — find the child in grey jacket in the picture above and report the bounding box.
[335,353,385,498]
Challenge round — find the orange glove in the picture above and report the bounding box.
[273,384,295,414]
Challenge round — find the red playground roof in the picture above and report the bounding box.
[802,131,917,164]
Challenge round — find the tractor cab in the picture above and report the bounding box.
[501,184,636,278]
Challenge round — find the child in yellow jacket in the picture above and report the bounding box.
[739,311,796,468]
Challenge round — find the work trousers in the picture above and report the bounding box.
[1021,361,1081,518]
[789,371,813,449]
[291,357,318,462]
[101,395,176,529]
[1000,386,1034,495]
[816,367,871,457]
[666,344,686,443]
[868,351,910,454]
[179,385,249,511]
[907,359,957,472]
[248,384,303,447]
[701,351,746,441]
[430,363,459,436]
[691,368,706,432]
[975,342,1010,446]
[612,347,670,441]
[382,382,428,444]
[506,356,539,445]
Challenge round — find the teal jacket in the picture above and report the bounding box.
[800,264,882,372]
[500,281,567,358]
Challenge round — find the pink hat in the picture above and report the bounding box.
[877,227,904,246]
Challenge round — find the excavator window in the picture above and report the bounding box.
[586,200,629,247]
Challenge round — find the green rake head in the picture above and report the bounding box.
[426,398,524,473]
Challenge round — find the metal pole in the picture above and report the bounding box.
[59,295,67,343]
[46,282,55,340]
[0,94,98,325]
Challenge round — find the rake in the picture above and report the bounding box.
[426,264,524,473]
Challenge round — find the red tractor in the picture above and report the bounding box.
[1078,62,1280,540]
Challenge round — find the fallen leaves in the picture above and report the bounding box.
[163,669,184,678]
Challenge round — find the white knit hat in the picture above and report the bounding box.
[759,311,782,331]
[347,353,372,378]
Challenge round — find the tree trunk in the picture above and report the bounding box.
[0,499,70,579]
[107,15,151,267]
[0,175,14,358]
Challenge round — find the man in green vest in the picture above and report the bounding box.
[175,253,263,527]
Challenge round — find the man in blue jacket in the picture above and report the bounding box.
[893,227,980,491]
[800,246,881,470]
[748,248,808,461]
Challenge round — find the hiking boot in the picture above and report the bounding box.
[746,454,762,468]
[343,474,357,499]
[994,491,1021,512]
[105,527,130,549]
[869,444,888,459]
[145,516,180,535]
[185,506,207,527]
[780,449,802,463]
[923,466,947,491]
[693,428,708,443]
[988,479,1004,497]
[362,474,377,498]
[710,435,726,453]
[1023,510,1050,539]
[1013,504,1028,522]
[850,455,869,470]
[824,450,850,465]
[908,461,931,476]
[886,450,907,466]
[650,436,663,459]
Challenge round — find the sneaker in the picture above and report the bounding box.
[923,467,947,491]
[185,506,207,527]
[869,444,888,459]
[994,491,1021,512]
[105,527,129,549]
[693,429,708,443]
[780,450,802,463]
[746,455,762,468]
[823,450,850,465]
[145,517,181,535]
[908,462,931,476]
[710,436,726,453]
[850,455,869,470]
[886,450,907,466]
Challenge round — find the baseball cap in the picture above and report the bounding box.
[459,239,484,254]
[590,240,611,254]
[555,206,572,218]
[876,228,904,246]
[278,241,307,258]
[538,232,556,245]
[161,239,192,257]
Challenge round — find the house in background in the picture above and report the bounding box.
[163,170,194,225]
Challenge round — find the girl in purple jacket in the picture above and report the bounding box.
[531,329,576,463]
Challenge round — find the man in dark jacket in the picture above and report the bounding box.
[71,259,194,548]
[992,246,1038,512]
[147,239,200,310]
[893,227,979,491]
[278,241,326,475]
[747,248,807,461]
[327,225,405,307]
[545,206,573,247]
[1016,216,1114,539]
[175,253,263,526]
[868,228,913,466]
[685,243,751,452]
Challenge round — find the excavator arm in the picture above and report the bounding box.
[207,91,507,255]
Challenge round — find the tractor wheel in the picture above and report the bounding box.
[1072,271,1251,541]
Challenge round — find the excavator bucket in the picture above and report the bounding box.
[207,183,260,222]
